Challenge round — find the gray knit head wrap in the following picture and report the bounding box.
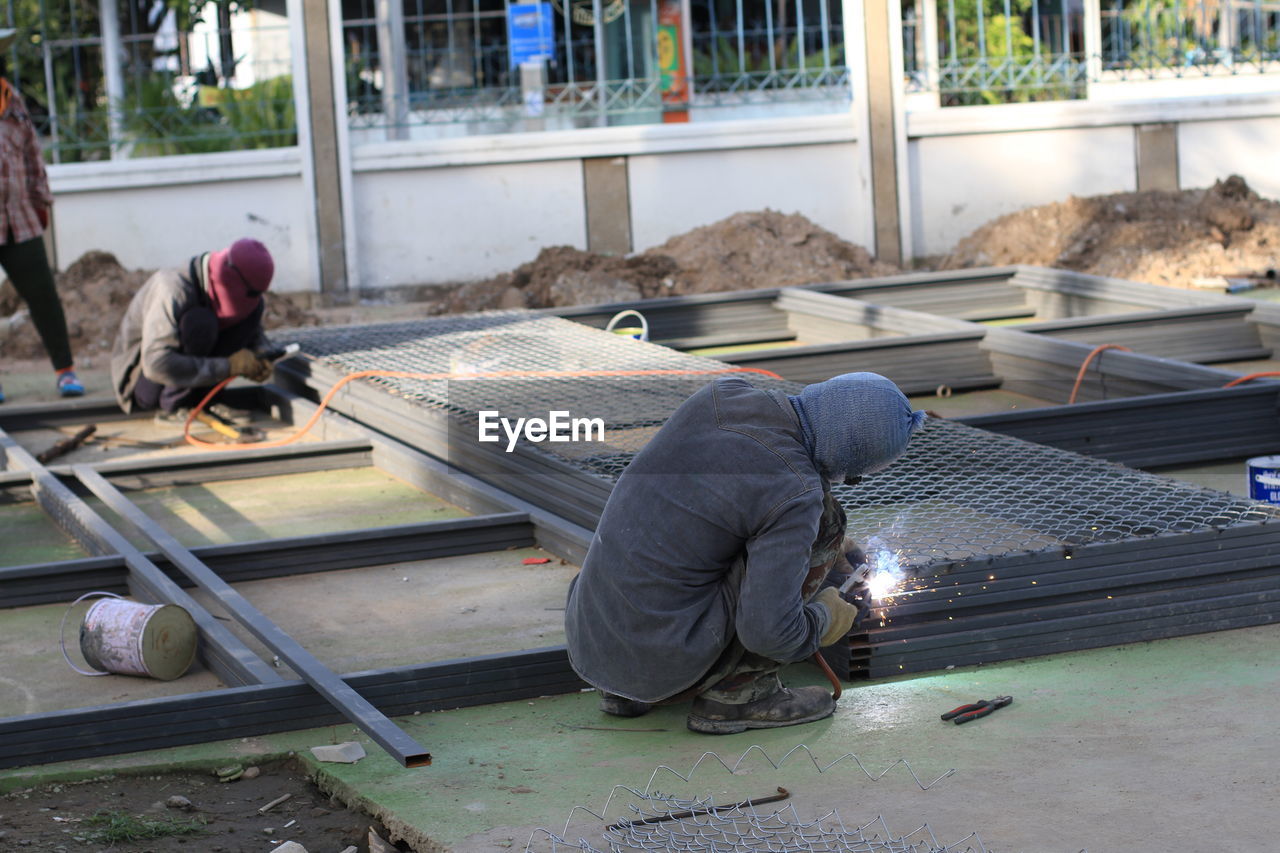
[788,372,927,484]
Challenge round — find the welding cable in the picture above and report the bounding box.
[1066,343,1131,404]
[182,365,787,450]
[812,652,843,701]
[1223,371,1280,388]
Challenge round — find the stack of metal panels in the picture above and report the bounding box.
[280,311,1280,679]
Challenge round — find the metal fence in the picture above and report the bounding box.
[6,0,295,162]
[9,1,1278,160]
[905,0,1280,105]
[342,0,851,139]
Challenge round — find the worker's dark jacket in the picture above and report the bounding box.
[110,256,266,413]
[564,377,833,702]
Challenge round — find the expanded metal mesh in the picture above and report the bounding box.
[529,805,989,853]
[522,745,986,853]
[285,312,1280,571]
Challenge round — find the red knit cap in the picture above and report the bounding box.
[208,238,274,329]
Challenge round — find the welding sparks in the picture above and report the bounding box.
[858,537,907,601]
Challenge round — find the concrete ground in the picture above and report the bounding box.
[3,368,1279,852]
[3,624,1278,852]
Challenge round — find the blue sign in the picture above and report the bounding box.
[508,3,556,69]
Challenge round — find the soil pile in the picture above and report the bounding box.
[444,209,898,313]
[0,252,320,364]
[944,175,1280,287]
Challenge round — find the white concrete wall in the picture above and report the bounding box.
[44,95,1280,293]
[627,141,873,252]
[48,150,317,292]
[907,125,1137,259]
[350,159,588,289]
[1179,116,1280,201]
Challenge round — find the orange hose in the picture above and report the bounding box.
[1223,371,1280,389]
[184,365,785,450]
[1067,344,1131,405]
[812,652,843,701]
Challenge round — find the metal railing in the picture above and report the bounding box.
[6,1,295,162]
[904,0,1280,106]
[342,0,851,140]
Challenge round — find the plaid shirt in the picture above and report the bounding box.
[0,87,53,245]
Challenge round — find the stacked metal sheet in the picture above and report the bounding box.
[281,312,1280,679]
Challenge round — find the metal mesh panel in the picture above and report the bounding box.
[284,313,1280,572]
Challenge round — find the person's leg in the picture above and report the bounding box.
[0,236,74,372]
[130,306,218,414]
[685,492,849,733]
[156,302,267,416]
[155,307,220,413]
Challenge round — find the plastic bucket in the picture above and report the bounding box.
[1247,455,1280,505]
[61,592,197,680]
[604,309,649,342]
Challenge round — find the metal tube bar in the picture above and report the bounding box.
[0,429,279,686]
[0,648,581,769]
[1,513,536,608]
[72,465,434,768]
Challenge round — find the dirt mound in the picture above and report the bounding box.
[445,209,897,313]
[944,175,1280,288]
[0,252,321,365]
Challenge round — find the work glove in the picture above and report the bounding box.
[227,349,273,383]
[815,586,861,647]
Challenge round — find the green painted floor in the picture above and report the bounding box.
[5,623,1278,852]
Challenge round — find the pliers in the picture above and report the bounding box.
[940,695,1012,725]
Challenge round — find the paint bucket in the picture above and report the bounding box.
[604,309,649,342]
[1247,455,1280,505]
[60,592,197,680]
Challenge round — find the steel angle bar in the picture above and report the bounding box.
[883,551,1280,623]
[267,388,595,563]
[0,556,129,608]
[1014,304,1256,332]
[804,265,1023,293]
[880,530,1280,617]
[724,338,997,391]
[0,648,582,769]
[0,514,537,607]
[6,659,580,754]
[0,397,135,432]
[982,328,1241,387]
[71,465,433,768]
[183,514,536,582]
[1009,265,1246,310]
[859,597,1280,678]
[868,571,1280,650]
[775,288,980,335]
[59,438,374,490]
[0,428,279,687]
[864,571,1280,652]
[958,384,1280,465]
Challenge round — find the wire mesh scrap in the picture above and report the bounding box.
[284,312,1280,571]
[527,804,990,853]
[520,745,976,853]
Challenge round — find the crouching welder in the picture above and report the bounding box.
[110,238,278,420]
[565,372,926,734]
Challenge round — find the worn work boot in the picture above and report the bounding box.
[599,692,653,718]
[686,685,835,734]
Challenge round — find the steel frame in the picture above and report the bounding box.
[6,265,1280,770]
[0,391,593,769]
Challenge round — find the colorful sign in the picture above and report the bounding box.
[508,3,556,69]
[657,0,689,121]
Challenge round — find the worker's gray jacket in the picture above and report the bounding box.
[110,257,263,412]
[564,377,833,702]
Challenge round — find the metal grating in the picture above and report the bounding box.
[284,313,1280,573]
